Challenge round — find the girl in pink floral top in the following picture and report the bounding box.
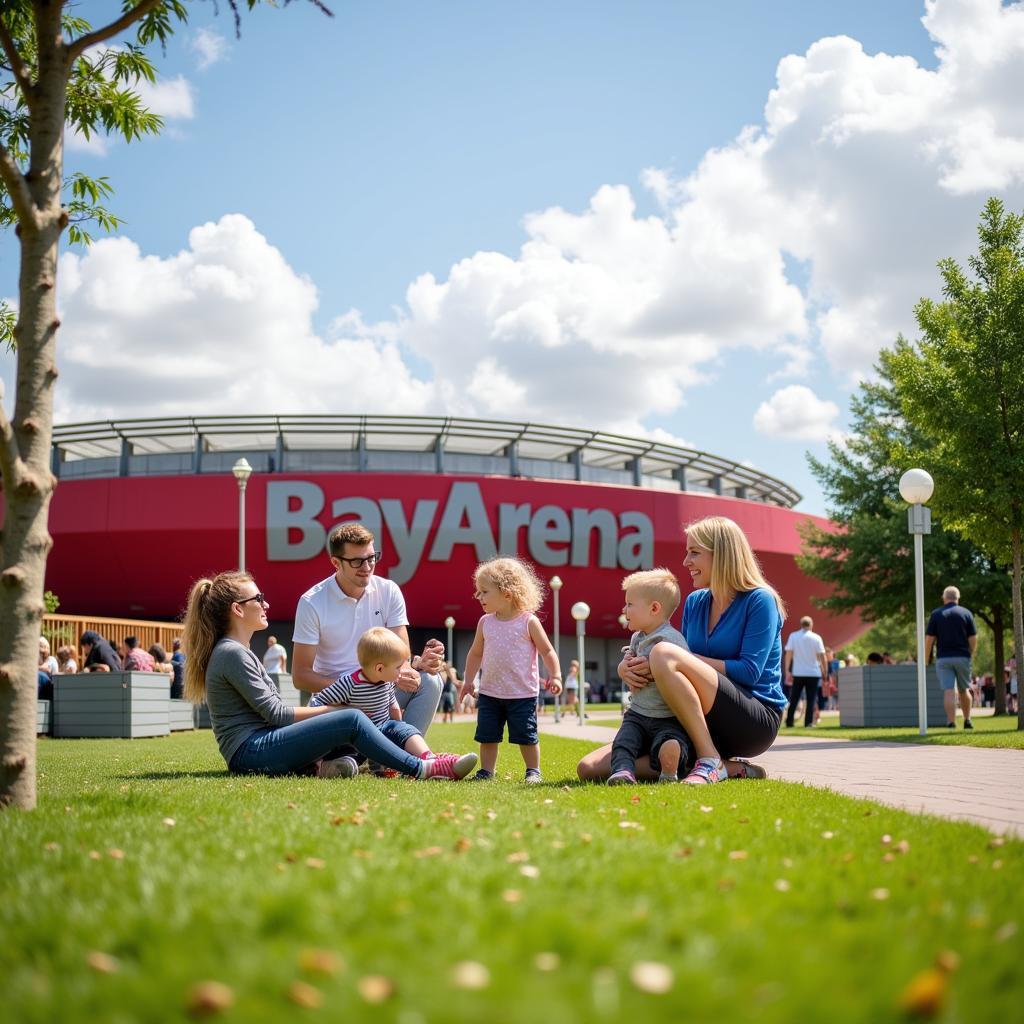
[460,557,562,782]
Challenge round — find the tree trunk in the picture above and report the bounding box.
[1014,526,1024,732]
[992,603,1007,716]
[0,11,67,810]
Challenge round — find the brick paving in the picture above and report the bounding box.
[535,712,1024,837]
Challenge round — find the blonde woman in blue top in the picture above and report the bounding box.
[578,516,786,784]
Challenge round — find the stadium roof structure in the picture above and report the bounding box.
[50,414,802,507]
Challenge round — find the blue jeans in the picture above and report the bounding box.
[228,708,422,777]
[396,671,443,736]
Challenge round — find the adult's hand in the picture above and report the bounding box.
[396,661,422,694]
[417,637,445,674]
[618,653,652,692]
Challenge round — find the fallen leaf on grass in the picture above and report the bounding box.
[451,960,491,990]
[86,951,119,974]
[288,981,323,1008]
[988,837,1005,849]
[897,967,947,1017]
[88,850,101,860]
[506,851,530,863]
[774,879,790,892]
[699,806,713,814]
[881,834,892,846]
[630,795,641,804]
[305,857,326,870]
[674,848,693,858]
[580,833,592,844]
[934,950,960,973]
[357,975,395,1003]
[162,818,176,828]
[299,948,345,976]
[992,859,1003,870]
[618,821,643,830]
[821,831,834,840]
[629,960,673,994]
[871,888,890,901]
[414,846,443,859]
[486,810,498,821]
[186,981,234,1017]
[108,849,125,860]
[994,922,1017,942]
[534,952,560,971]
[454,837,472,853]
[502,889,523,903]
[286,802,297,810]
[44,841,60,851]
[352,849,372,859]
[728,850,748,861]
[520,865,540,878]
[716,878,735,892]
[896,840,911,855]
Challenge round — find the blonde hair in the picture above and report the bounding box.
[474,557,544,614]
[357,627,410,670]
[685,516,786,619]
[181,571,253,703]
[622,569,681,617]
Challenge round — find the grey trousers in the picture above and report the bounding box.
[395,671,443,737]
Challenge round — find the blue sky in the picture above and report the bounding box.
[3,0,1023,515]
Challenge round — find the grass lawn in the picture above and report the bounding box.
[3,726,1021,1023]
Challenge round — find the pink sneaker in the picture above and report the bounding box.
[422,752,478,780]
[682,757,726,785]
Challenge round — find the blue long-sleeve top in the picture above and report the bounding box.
[680,587,786,711]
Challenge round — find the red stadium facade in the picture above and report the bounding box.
[35,416,862,663]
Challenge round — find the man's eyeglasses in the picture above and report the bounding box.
[336,553,382,569]
[237,592,267,607]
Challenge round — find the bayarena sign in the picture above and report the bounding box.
[35,415,861,646]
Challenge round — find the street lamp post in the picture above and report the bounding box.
[571,601,590,727]
[618,613,630,714]
[899,468,934,736]
[232,458,253,571]
[444,616,455,666]
[550,575,563,722]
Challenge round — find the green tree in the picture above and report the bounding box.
[799,364,1012,708]
[886,197,1024,730]
[0,1,330,811]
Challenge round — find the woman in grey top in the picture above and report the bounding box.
[181,571,477,780]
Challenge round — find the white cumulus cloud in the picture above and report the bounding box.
[753,386,840,441]
[189,28,228,70]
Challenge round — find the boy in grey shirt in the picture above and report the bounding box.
[608,570,693,784]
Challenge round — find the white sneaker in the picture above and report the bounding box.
[320,755,359,779]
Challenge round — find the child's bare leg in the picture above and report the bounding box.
[479,742,499,774]
[658,739,681,778]
[404,734,430,758]
[520,743,540,770]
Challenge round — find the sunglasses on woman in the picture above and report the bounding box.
[237,592,267,607]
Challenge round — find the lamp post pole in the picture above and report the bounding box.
[899,468,934,736]
[232,458,253,572]
[572,602,590,727]
[550,576,563,722]
[618,613,630,714]
[444,616,455,666]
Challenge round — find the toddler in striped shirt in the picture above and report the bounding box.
[311,626,476,779]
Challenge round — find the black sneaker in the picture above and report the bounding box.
[964,719,974,730]
[945,722,956,729]
[472,768,495,781]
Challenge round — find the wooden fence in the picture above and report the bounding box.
[42,613,184,661]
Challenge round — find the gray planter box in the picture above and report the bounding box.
[37,700,51,735]
[193,704,212,729]
[169,699,195,731]
[52,672,170,738]
[268,672,303,708]
[839,664,946,727]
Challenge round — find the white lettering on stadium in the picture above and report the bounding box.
[266,480,654,585]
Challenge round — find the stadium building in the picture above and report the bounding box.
[40,415,860,688]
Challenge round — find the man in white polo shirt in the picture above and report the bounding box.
[783,615,828,728]
[291,521,444,737]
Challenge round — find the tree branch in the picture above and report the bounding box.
[64,0,165,62]
[0,141,39,230]
[0,16,35,108]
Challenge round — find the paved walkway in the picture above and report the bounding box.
[536,712,1024,837]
